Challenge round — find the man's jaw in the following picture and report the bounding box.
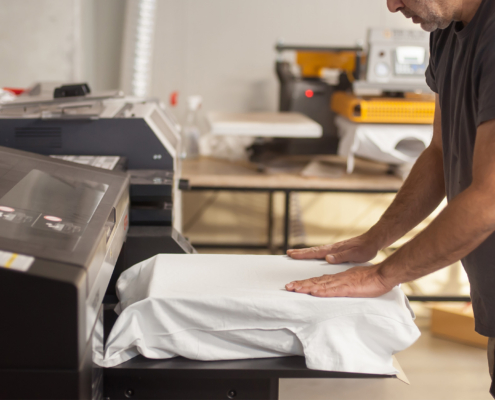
[420,20,440,32]
[402,9,441,32]
[412,15,422,24]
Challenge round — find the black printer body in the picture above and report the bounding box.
[0,147,129,399]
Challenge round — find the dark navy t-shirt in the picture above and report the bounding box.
[425,0,495,336]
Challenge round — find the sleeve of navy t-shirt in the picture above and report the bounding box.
[425,33,438,94]
[476,20,495,126]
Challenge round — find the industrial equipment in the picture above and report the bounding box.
[331,28,435,127]
[207,112,322,138]
[329,29,435,175]
[0,146,410,400]
[0,82,186,233]
[272,43,363,156]
[0,147,130,399]
[270,29,433,161]
[335,115,433,177]
[203,111,323,161]
[353,28,431,96]
[0,85,413,400]
[331,91,435,125]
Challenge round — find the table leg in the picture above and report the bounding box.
[283,191,291,253]
[267,192,274,254]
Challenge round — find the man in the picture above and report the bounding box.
[284,0,495,395]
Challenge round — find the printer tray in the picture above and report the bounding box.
[102,309,391,400]
[104,355,391,400]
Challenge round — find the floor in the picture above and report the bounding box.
[279,322,492,400]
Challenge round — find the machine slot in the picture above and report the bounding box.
[105,207,116,243]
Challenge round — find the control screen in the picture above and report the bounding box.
[0,170,109,251]
[0,169,108,224]
[394,46,427,76]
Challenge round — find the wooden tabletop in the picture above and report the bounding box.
[181,156,404,192]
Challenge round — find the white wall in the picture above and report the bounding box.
[0,0,125,91]
[91,0,126,91]
[150,0,421,117]
[0,0,78,87]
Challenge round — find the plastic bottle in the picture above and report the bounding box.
[181,95,203,159]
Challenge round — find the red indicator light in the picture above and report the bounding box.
[305,89,314,98]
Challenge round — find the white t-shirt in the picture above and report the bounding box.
[95,254,420,374]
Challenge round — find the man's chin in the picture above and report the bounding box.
[420,20,440,32]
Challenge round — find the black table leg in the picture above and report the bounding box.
[267,192,274,254]
[283,191,291,253]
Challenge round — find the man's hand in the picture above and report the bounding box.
[286,233,381,264]
[285,265,395,298]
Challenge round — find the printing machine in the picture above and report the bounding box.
[0,149,408,398]
[0,146,129,399]
[0,86,408,400]
[0,83,193,272]
[0,153,409,400]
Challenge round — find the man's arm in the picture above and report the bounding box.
[287,94,445,263]
[286,118,495,297]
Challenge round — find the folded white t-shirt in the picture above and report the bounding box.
[95,254,420,374]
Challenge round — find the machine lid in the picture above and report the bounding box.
[0,146,128,269]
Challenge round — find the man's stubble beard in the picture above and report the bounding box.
[401,0,450,32]
[420,19,441,32]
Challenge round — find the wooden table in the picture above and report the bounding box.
[181,156,403,253]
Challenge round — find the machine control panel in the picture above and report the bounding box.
[361,28,430,93]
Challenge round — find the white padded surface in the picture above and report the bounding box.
[207,112,323,138]
[95,255,420,374]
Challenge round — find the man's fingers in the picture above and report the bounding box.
[285,278,316,291]
[287,241,354,260]
[325,248,371,264]
[325,250,353,264]
[287,246,331,260]
[285,275,337,291]
[310,284,349,298]
[288,281,348,297]
[286,265,393,298]
[287,243,367,263]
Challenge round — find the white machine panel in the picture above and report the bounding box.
[354,28,432,95]
[207,112,323,138]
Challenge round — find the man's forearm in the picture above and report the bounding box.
[286,185,495,298]
[377,184,495,285]
[367,144,445,250]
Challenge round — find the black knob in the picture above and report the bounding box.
[227,389,237,399]
[53,83,91,98]
[124,388,135,398]
[179,179,190,191]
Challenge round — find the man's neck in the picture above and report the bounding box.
[458,0,483,26]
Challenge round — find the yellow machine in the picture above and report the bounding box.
[271,38,434,160]
[286,45,435,125]
[330,28,435,124]
[295,50,363,82]
[331,91,435,124]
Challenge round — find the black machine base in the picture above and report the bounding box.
[103,355,390,400]
[105,369,278,400]
[102,308,390,400]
